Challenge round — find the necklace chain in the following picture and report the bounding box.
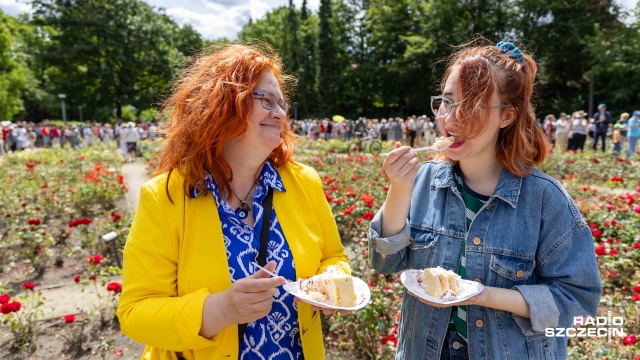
[230,175,261,209]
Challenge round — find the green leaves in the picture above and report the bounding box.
[0,10,29,119]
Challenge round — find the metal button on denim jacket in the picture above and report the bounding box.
[368,161,601,360]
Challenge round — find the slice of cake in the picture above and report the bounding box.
[417,267,461,301]
[432,136,455,150]
[298,267,357,307]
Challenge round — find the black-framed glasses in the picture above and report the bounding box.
[253,91,289,115]
[430,96,511,118]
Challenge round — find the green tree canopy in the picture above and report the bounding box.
[30,0,187,121]
[0,10,29,119]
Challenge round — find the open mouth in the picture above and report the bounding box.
[444,129,465,148]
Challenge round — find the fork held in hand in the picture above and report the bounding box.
[252,262,292,284]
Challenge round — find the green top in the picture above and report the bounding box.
[450,166,489,342]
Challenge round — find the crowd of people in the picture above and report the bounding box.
[290,116,438,148]
[0,121,162,162]
[540,104,639,158]
[3,105,638,162]
[288,103,640,159]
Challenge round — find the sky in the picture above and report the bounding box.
[0,0,637,40]
[0,0,320,39]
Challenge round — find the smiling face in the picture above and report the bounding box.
[437,67,513,164]
[226,69,287,158]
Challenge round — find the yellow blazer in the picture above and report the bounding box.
[117,161,349,360]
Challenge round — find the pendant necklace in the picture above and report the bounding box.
[231,176,260,220]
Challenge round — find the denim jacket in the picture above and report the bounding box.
[369,161,601,360]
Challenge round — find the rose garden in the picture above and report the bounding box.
[0,138,638,359]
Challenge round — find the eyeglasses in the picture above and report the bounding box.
[430,96,511,118]
[253,91,289,115]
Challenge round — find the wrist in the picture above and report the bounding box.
[389,181,414,196]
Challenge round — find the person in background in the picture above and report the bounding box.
[123,123,140,162]
[544,114,555,145]
[627,111,640,159]
[554,112,570,152]
[83,123,93,146]
[592,103,610,152]
[618,112,629,144]
[407,116,417,147]
[51,125,60,148]
[612,124,622,156]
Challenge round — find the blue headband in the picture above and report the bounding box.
[496,41,524,65]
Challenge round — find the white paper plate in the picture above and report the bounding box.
[283,276,371,310]
[400,270,484,305]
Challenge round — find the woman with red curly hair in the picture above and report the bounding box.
[369,40,601,359]
[117,43,350,360]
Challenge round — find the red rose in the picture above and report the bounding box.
[23,282,35,290]
[86,255,102,265]
[106,282,122,294]
[26,162,35,169]
[609,249,619,256]
[64,314,76,324]
[360,193,375,208]
[633,242,640,249]
[0,294,10,304]
[591,229,602,237]
[623,334,637,345]
[595,246,606,256]
[74,274,81,283]
[633,294,640,301]
[1,301,22,314]
[10,301,21,312]
[632,286,640,293]
[89,275,97,281]
[0,303,11,314]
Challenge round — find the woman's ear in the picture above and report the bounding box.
[499,107,517,128]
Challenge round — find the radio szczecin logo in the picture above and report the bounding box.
[546,312,624,341]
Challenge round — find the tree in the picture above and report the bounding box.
[0,10,29,119]
[30,0,184,121]
[515,0,622,115]
[297,0,319,117]
[175,24,204,57]
[317,0,342,115]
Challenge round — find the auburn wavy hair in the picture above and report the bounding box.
[154,43,297,201]
[435,40,547,177]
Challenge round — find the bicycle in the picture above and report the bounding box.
[347,131,382,155]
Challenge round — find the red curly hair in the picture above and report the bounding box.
[154,43,297,201]
[436,40,547,177]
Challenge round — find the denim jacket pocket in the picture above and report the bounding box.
[409,227,440,250]
[489,253,535,288]
[407,227,441,270]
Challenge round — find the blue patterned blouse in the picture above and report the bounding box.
[190,160,303,359]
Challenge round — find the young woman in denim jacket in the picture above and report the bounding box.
[369,41,601,359]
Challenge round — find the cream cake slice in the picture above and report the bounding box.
[432,136,455,150]
[418,267,461,301]
[298,266,357,307]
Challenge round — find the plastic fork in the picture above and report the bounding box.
[252,262,293,284]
